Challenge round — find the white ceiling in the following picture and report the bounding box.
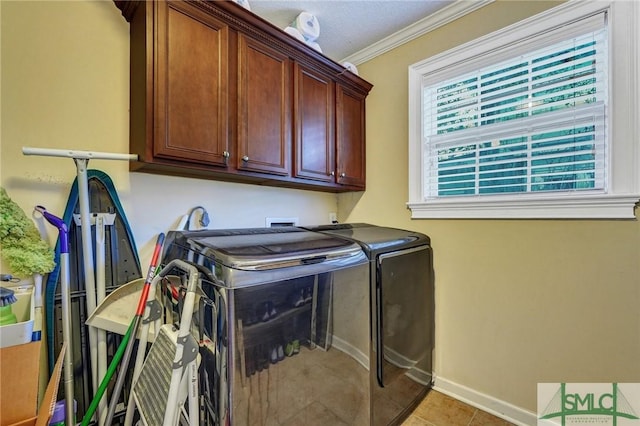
[247,0,456,63]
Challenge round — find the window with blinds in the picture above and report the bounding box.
[422,21,607,199]
[409,1,639,219]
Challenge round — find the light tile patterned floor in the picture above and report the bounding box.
[231,342,515,426]
[402,390,516,426]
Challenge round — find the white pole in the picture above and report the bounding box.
[95,214,115,426]
[22,146,137,422]
[22,147,137,162]
[72,158,102,417]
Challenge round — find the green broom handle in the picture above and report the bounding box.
[81,321,134,426]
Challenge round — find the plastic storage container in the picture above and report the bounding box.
[0,285,34,348]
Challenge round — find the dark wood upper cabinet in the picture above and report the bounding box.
[142,1,230,166]
[116,0,372,192]
[293,63,335,183]
[336,84,367,189]
[237,34,291,176]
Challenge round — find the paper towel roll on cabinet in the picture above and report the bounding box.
[306,41,322,53]
[291,12,320,42]
[284,26,306,42]
[342,62,359,75]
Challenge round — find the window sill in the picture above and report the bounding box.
[407,194,640,219]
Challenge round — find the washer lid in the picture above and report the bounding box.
[167,227,363,271]
[304,223,430,254]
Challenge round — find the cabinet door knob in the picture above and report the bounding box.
[223,151,230,164]
[242,155,249,162]
[340,172,346,178]
[330,171,335,176]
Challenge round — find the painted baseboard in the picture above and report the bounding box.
[434,376,538,426]
[329,337,535,424]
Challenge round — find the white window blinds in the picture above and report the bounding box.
[422,14,608,199]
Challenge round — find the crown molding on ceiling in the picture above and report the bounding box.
[341,0,494,65]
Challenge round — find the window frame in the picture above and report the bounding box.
[407,0,640,219]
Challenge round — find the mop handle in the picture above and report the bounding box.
[35,206,74,426]
[35,206,68,253]
[23,146,138,162]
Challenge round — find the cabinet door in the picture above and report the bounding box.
[293,64,335,183]
[154,1,230,166]
[237,34,291,176]
[336,84,366,188]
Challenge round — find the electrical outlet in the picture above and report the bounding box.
[329,212,337,223]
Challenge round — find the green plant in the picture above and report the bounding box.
[0,187,55,277]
